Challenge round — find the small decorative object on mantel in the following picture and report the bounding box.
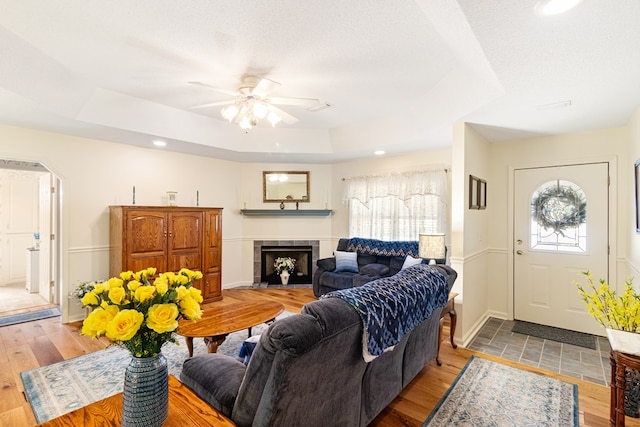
[274,257,296,286]
[280,201,285,210]
[576,271,640,417]
[80,267,204,427]
[166,191,178,206]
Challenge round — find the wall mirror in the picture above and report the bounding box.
[263,171,310,203]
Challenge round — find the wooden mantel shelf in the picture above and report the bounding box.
[240,209,333,217]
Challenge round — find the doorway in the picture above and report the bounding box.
[513,162,609,335]
[0,160,59,317]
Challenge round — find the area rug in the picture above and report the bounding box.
[0,307,60,327]
[21,311,293,424]
[512,320,596,349]
[423,356,578,426]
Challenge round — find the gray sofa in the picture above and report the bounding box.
[313,237,446,297]
[180,264,457,427]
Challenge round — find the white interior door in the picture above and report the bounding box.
[514,163,608,335]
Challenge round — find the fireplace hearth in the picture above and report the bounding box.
[254,240,319,286]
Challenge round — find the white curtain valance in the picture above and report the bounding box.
[342,169,448,206]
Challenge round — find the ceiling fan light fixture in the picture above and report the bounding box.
[238,115,253,131]
[253,101,269,119]
[267,111,281,127]
[221,104,239,122]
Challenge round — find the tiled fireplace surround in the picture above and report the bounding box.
[253,240,320,285]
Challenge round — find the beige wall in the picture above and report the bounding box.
[1,123,450,322]
[451,123,492,344]
[629,107,640,277]
[452,124,631,345]
[0,124,335,321]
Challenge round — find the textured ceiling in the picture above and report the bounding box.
[0,0,638,163]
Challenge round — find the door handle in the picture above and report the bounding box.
[516,239,523,245]
[516,250,523,255]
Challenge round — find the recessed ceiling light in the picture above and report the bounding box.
[153,140,167,147]
[374,150,385,156]
[535,0,583,15]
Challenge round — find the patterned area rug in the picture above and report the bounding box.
[21,311,292,424]
[0,307,60,326]
[423,356,578,426]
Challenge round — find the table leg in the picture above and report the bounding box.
[185,337,194,358]
[204,335,227,353]
[612,351,627,427]
[436,316,445,366]
[448,305,458,349]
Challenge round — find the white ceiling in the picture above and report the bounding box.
[0,0,638,163]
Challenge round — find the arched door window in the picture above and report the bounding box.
[530,180,586,252]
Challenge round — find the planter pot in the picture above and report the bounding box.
[122,353,168,427]
[280,271,290,286]
[607,328,640,418]
[606,329,640,355]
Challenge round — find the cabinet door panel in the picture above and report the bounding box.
[203,271,221,301]
[169,213,202,251]
[167,211,203,271]
[126,210,167,271]
[202,210,222,301]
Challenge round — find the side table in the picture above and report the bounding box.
[436,291,458,366]
[611,350,640,426]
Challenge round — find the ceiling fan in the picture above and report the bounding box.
[188,74,321,131]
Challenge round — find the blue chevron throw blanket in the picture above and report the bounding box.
[346,237,419,257]
[323,264,449,362]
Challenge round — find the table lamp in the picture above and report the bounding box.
[419,233,446,265]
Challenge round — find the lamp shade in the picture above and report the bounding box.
[419,233,446,260]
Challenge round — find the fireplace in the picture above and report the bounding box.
[254,240,319,286]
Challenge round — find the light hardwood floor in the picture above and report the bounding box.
[0,283,55,317]
[0,287,635,426]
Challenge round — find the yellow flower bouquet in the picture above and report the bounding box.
[81,267,203,357]
[576,271,639,332]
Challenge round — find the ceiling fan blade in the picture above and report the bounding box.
[269,96,321,107]
[269,105,298,125]
[252,78,281,98]
[188,81,238,97]
[189,100,235,109]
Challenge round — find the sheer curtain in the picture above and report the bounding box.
[343,169,447,240]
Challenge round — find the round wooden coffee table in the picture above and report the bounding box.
[178,300,285,357]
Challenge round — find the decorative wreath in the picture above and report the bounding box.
[531,183,586,235]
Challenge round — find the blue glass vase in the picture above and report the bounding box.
[122,353,168,427]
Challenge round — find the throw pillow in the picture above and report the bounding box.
[334,250,359,273]
[401,255,423,270]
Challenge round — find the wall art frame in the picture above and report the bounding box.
[469,175,487,210]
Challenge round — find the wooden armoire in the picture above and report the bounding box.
[109,206,222,302]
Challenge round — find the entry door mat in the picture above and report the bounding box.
[21,310,293,424]
[423,356,578,426]
[512,320,596,349]
[0,306,60,327]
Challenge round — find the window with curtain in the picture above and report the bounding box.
[343,169,447,240]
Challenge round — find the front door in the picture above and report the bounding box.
[514,163,609,335]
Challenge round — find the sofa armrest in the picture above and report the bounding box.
[180,354,246,417]
[317,257,336,271]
